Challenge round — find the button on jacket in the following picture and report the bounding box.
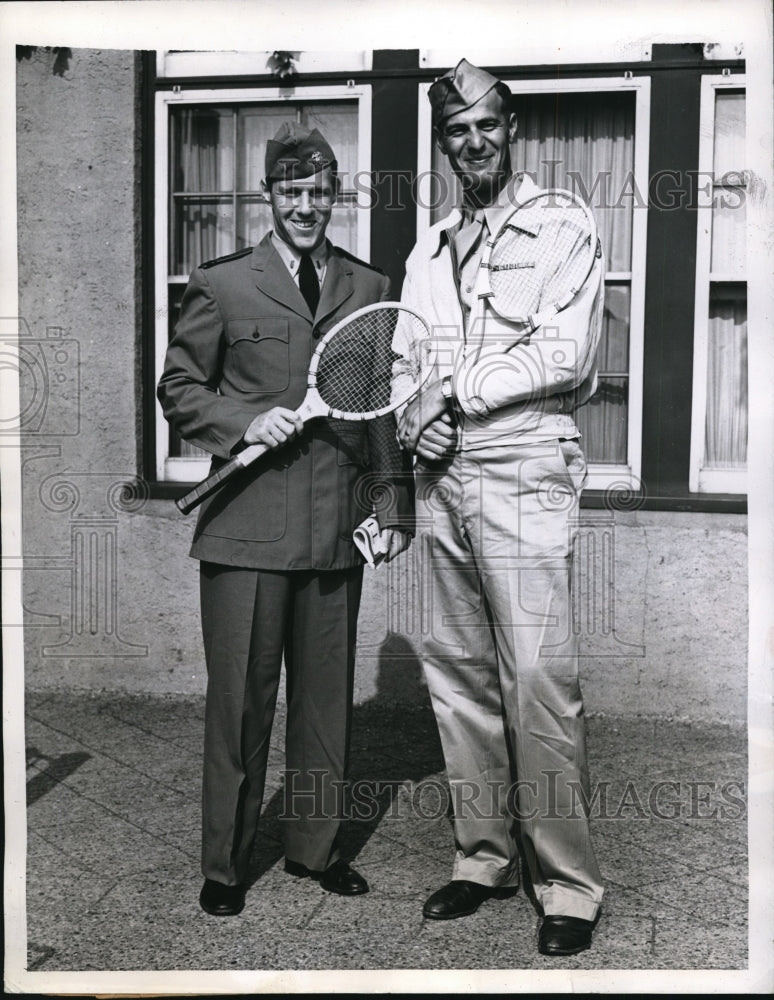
[158,233,414,570]
[158,231,414,886]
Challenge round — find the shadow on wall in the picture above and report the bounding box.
[16,47,73,77]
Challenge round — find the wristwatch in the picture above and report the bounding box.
[440,375,454,402]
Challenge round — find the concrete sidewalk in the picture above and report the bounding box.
[23,686,747,974]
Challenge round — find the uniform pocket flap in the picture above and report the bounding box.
[224,317,291,394]
[227,317,289,344]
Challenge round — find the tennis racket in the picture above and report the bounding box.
[478,188,600,328]
[176,302,434,515]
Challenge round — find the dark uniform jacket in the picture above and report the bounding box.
[158,234,414,571]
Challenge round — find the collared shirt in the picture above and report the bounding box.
[455,209,487,317]
[394,171,605,450]
[455,174,528,323]
[271,233,329,289]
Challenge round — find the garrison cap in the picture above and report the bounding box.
[264,122,337,182]
[428,58,506,125]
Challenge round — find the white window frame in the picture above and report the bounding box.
[689,74,747,495]
[154,83,373,482]
[416,76,650,492]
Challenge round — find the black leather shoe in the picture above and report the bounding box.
[538,915,594,956]
[423,880,517,920]
[199,879,245,916]
[285,858,369,896]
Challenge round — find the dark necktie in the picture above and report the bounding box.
[298,253,320,315]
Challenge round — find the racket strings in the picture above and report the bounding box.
[488,198,594,318]
[314,308,427,416]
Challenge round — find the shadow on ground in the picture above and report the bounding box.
[21,637,748,973]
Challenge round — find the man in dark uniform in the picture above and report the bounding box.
[158,122,413,917]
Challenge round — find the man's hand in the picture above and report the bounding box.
[414,412,458,463]
[381,528,412,563]
[397,378,448,452]
[243,407,304,449]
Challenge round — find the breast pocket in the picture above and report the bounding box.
[225,317,290,394]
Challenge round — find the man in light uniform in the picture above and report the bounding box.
[394,59,605,956]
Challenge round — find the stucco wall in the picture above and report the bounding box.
[15,46,143,681]
[13,48,749,722]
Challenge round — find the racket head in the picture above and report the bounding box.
[479,188,598,326]
[308,302,435,420]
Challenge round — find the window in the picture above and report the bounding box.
[417,77,650,491]
[689,76,747,494]
[153,84,372,482]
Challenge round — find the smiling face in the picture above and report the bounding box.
[434,87,516,207]
[262,166,337,254]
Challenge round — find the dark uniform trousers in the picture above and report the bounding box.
[200,561,363,884]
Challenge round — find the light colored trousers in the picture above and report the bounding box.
[414,437,603,921]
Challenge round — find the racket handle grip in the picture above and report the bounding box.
[175,442,270,515]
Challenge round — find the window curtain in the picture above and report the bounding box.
[430,90,635,464]
[304,103,358,250]
[703,91,747,471]
[705,293,748,467]
[169,101,359,459]
[173,102,359,276]
[173,108,234,275]
[430,92,633,269]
